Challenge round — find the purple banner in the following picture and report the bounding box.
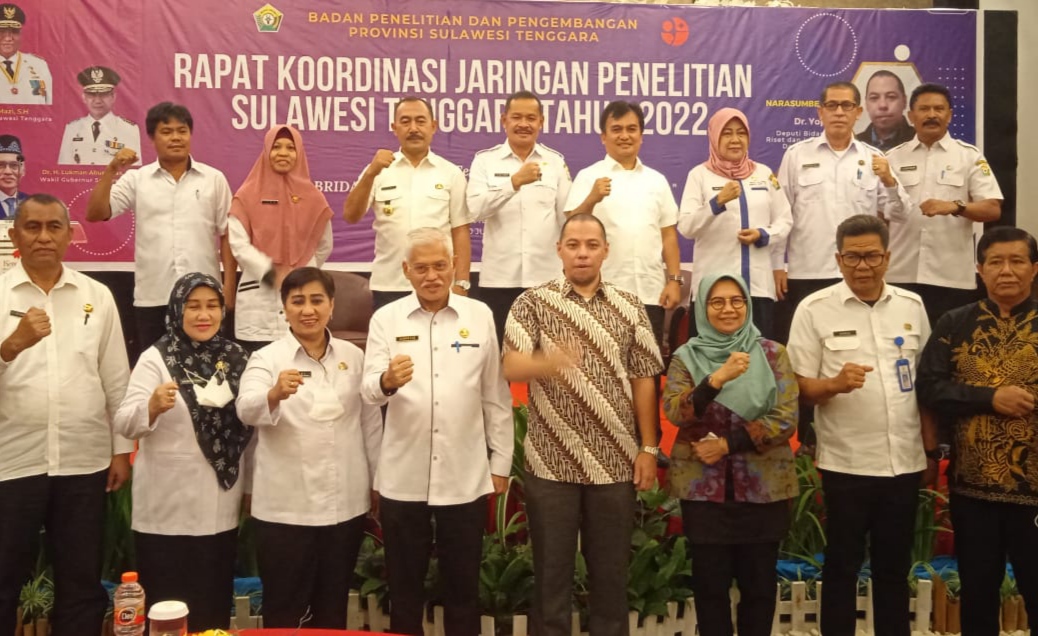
[9,0,976,267]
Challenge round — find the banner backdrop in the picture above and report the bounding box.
[6,0,976,268]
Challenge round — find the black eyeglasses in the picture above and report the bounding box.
[839,252,885,267]
[822,101,859,112]
[706,296,747,311]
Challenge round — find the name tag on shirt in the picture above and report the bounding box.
[494,172,510,177]
[833,330,857,337]
[711,186,723,191]
[261,199,278,205]
[899,165,918,172]
[381,185,397,191]
[396,335,419,342]
[802,163,820,169]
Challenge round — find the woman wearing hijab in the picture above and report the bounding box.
[236,267,382,629]
[663,272,798,636]
[230,125,334,351]
[114,273,251,632]
[677,108,792,338]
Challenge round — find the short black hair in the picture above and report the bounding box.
[146,102,194,137]
[560,212,607,243]
[820,81,861,106]
[504,90,542,115]
[865,70,906,98]
[280,267,336,304]
[599,100,644,133]
[836,214,888,251]
[977,226,1038,264]
[909,83,953,110]
[393,96,433,120]
[15,193,70,226]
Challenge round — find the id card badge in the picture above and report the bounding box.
[896,358,913,392]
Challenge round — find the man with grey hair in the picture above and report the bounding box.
[0,193,133,635]
[361,226,512,636]
[787,214,932,636]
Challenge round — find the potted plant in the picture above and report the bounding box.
[17,570,53,636]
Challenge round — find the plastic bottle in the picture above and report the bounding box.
[113,571,146,636]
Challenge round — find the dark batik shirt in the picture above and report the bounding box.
[917,298,1038,506]
[504,278,663,485]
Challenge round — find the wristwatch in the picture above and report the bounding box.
[640,445,660,459]
[453,279,471,291]
[925,446,948,461]
[953,200,966,216]
[667,274,684,285]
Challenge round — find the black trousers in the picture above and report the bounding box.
[380,496,486,636]
[525,473,635,636]
[685,538,778,636]
[372,290,411,311]
[135,529,237,632]
[0,470,108,636]
[819,470,920,636]
[475,285,524,348]
[950,492,1038,636]
[134,305,168,361]
[253,515,366,628]
[896,282,979,328]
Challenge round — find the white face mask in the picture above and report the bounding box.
[193,372,234,408]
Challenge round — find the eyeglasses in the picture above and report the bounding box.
[409,261,450,276]
[839,252,885,267]
[0,161,22,172]
[822,101,859,112]
[706,296,747,311]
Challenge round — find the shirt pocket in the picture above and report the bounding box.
[824,335,861,353]
[374,184,402,216]
[937,165,966,188]
[896,167,922,189]
[528,181,558,207]
[796,168,825,202]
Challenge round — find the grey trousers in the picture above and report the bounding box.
[525,472,635,636]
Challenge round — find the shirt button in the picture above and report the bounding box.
[435,401,439,406]
[433,456,439,461]
[434,346,438,351]
[434,428,439,433]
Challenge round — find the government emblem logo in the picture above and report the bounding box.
[254,4,283,33]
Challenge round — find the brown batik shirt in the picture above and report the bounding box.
[503,277,663,485]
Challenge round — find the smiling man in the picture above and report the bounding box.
[0,194,132,636]
[917,226,1038,636]
[85,102,236,355]
[57,66,141,165]
[0,3,51,105]
[467,90,571,344]
[344,96,471,310]
[0,133,26,218]
[787,214,931,636]
[885,83,1003,326]
[362,226,511,636]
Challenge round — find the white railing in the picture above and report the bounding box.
[229,578,946,635]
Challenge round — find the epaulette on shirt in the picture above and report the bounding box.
[953,138,981,153]
[538,143,565,161]
[118,115,138,126]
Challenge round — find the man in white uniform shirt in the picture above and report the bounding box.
[0,4,51,105]
[774,81,910,344]
[0,133,27,218]
[787,214,933,636]
[362,227,512,636]
[85,102,237,356]
[468,90,571,344]
[885,83,1003,326]
[564,100,682,351]
[57,65,142,166]
[0,194,132,636]
[344,97,471,310]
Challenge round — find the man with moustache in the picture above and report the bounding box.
[885,83,1002,325]
[0,3,51,105]
[344,96,471,310]
[503,213,662,636]
[787,214,931,636]
[362,227,511,636]
[564,100,682,355]
[0,194,132,635]
[0,134,27,219]
[58,66,142,166]
[856,70,915,152]
[86,102,237,354]
[774,81,910,345]
[468,90,571,343]
[917,226,1038,636]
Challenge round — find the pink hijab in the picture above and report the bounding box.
[702,107,756,180]
[230,125,332,268]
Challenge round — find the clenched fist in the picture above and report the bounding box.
[382,354,414,391]
[368,149,395,177]
[108,148,138,173]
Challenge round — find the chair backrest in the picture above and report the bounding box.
[326,271,373,345]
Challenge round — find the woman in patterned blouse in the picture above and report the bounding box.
[663,272,798,636]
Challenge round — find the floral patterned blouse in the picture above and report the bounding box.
[663,338,799,503]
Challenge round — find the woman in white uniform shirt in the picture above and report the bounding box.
[229,125,334,351]
[678,108,792,339]
[236,267,382,628]
[114,272,252,632]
